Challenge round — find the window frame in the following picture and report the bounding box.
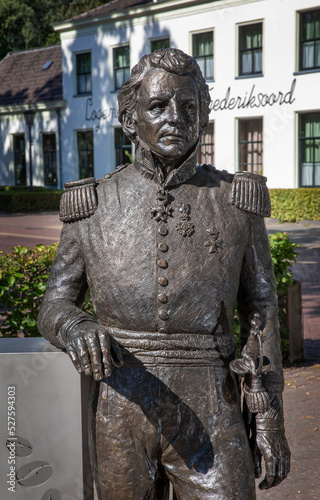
[298,112,320,187]
[298,8,320,72]
[12,133,26,186]
[42,133,58,187]
[75,51,92,96]
[191,29,214,81]
[237,21,263,78]
[113,45,130,91]
[238,118,263,174]
[77,130,94,179]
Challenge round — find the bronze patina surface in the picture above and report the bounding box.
[38,49,290,499]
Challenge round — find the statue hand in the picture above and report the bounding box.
[66,321,123,381]
[255,428,290,490]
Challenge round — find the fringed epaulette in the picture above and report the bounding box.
[59,177,97,223]
[231,172,271,217]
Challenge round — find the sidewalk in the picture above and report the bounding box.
[1,213,320,499]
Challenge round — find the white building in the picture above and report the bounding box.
[1,0,319,189]
[0,45,66,188]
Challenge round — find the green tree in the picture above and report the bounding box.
[0,0,112,61]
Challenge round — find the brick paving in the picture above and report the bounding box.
[1,213,320,499]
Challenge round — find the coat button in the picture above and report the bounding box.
[158,225,168,236]
[158,277,168,286]
[158,293,167,303]
[158,242,168,252]
[158,309,169,321]
[158,259,168,269]
[158,327,169,334]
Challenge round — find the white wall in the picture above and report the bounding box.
[58,0,320,187]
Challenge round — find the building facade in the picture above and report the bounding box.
[0,45,66,189]
[1,0,319,189]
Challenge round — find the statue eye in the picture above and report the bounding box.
[149,100,166,112]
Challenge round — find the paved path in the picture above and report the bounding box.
[0,211,62,254]
[1,213,319,499]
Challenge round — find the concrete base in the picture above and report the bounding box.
[0,338,93,500]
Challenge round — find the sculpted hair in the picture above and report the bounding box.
[118,48,211,142]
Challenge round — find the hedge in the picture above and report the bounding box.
[0,190,63,212]
[270,188,320,222]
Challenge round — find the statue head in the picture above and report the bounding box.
[118,49,211,152]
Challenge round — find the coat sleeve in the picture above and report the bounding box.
[37,221,98,348]
[236,214,284,394]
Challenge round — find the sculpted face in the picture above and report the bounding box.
[133,68,200,163]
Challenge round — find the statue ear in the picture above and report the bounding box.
[122,110,137,138]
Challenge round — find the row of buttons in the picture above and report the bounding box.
[157,223,169,330]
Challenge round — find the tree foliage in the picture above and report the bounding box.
[0,0,111,61]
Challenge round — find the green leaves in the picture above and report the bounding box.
[270,188,320,222]
[0,243,58,337]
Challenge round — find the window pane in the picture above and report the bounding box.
[77,131,94,179]
[115,128,132,167]
[43,134,57,186]
[300,10,320,70]
[239,23,263,76]
[239,119,263,173]
[151,39,170,51]
[114,46,130,89]
[13,134,26,185]
[197,122,214,165]
[299,113,320,186]
[192,32,214,80]
[76,53,92,95]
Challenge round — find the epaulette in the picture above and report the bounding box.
[59,177,97,223]
[231,172,271,217]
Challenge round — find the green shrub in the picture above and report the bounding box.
[0,244,58,337]
[270,188,320,222]
[0,190,63,212]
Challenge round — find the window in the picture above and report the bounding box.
[151,38,170,52]
[77,131,94,179]
[76,52,92,95]
[239,23,263,76]
[13,134,26,185]
[192,31,214,80]
[113,46,130,90]
[299,113,320,186]
[197,122,214,165]
[239,119,263,173]
[43,133,57,186]
[299,10,320,71]
[115,129,132,167]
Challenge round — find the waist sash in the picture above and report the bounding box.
[108,327,235,367]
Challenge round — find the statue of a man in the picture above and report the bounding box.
[38,48,290,499]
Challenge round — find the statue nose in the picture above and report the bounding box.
[167,99,181,124]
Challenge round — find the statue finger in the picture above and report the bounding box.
[75,336,92,376]
[85,334,103,381]
[66,343,82,374]
[97,331,113,377]
[259,456,277,490]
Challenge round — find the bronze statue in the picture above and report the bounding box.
[38,49,290,499]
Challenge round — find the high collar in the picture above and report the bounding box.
[134,137,199,189]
